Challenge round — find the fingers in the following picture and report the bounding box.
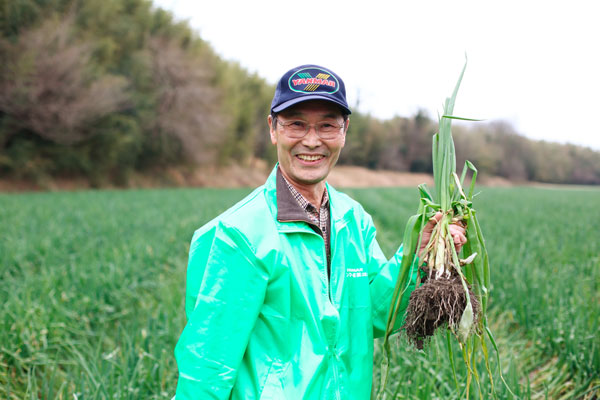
[446,219,467,253]
[451,226,467,254]
[431,212,443,223]
[453,232,467,246]
[419,214,440,257]
[423,212,443,233]
[449,223,467,244]
[448,222,465,236]
[420,212,468,255]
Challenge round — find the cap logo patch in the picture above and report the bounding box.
[288,68,339,94]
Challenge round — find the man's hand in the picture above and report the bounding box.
[418,212,467,258]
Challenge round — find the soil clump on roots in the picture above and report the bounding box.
[403,273,480,349]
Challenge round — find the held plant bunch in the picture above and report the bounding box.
[376,59,513,399]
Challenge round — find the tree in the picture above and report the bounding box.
[148,36,222,165]
[0,16,129,147]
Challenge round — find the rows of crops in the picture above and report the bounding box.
[346,187,600,399]
[1,185,598,399]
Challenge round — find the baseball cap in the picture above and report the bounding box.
[270,64,351,115]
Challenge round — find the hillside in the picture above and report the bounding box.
[0,162,518,192]
[1,0,599,187]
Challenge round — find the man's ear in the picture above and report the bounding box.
[343,117,350,134]
[268,115,277,145]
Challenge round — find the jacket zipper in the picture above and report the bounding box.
[280,220,339,399]
[318,234,332,303]
[332,352,341,400]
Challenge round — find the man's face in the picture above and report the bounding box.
[268,100,348,187]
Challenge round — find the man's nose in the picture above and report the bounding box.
[301,125,322,147]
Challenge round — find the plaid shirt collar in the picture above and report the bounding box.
[275,166,332,273]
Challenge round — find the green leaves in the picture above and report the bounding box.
[377,199,431,400]
[441,115,484,122]
[433,59,466,211]
[377,58,512,398]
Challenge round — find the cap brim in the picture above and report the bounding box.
[272,95,351,115]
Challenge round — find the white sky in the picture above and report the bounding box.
[153,0,600,150]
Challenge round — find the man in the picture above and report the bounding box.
[173,64,466,399]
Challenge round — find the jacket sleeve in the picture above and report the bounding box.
[174,221,269,399]
[363,214,419,339]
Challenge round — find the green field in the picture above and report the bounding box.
[1,185,599,399]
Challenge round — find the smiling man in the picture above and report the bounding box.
[269,100,347,197]
[173,64,466,399]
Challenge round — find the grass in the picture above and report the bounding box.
[1,185,599,399]
[347,186,600,399]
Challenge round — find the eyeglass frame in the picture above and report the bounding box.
[272,116,346,140]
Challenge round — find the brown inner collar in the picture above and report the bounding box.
[276,167,323,224]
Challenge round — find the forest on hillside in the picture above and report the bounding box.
[1,0,599,186]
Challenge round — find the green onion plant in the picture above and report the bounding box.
[375,58,513,400]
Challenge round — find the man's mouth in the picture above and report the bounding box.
[296,154,325,162]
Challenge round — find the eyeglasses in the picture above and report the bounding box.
[276,118,345,140]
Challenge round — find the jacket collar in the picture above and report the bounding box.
[276,167,315,223]
[264,164,353,228]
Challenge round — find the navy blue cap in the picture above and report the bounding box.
[270,64,351,115]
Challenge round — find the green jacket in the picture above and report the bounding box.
[174,167,418,399]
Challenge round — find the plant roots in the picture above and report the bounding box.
[403,273,481,349]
